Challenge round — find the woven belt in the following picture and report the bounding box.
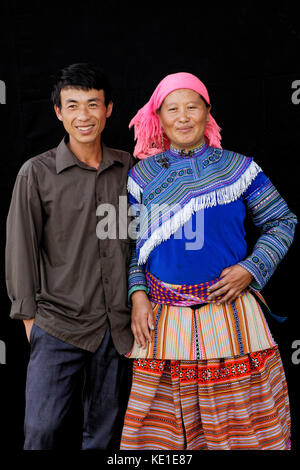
[145,270,223,307]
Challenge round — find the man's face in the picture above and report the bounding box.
[54,88,113,144]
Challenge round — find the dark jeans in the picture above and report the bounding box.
[24,324,131,450]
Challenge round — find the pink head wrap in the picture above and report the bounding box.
[129,72,222,159]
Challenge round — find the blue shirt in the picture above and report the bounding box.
[145,171,268,284]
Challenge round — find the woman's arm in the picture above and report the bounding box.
[208,172,297,303]
[127,192,150,298]
[128,192,154,348]
[238,176,297,291]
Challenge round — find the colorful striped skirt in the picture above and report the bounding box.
[126,290,276,360]
[121,292,291,450]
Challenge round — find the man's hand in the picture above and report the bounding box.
[207,265,253,304]
[131,291,154,349]
[23,318,35,342]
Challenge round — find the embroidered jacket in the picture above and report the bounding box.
[127,144,297,297]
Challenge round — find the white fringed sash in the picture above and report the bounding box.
[128,160,262,265]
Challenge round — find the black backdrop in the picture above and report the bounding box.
[0,0,299,458]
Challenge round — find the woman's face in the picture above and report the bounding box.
[158,88,211,149]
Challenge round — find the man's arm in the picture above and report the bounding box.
[23,318,35,342]
[5,163,43,339]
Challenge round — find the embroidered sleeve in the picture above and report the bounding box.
[127,161,147,204]
[127,192,149,300]
[238,177,297,290]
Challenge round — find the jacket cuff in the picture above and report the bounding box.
[128,285,150,302]
[9,296,37,320]
[237,257,268,291]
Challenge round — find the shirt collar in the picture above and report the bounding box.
[56,135,124,174]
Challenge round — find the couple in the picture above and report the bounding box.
[6,63,297,450]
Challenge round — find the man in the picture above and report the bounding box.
[5,63,134,450]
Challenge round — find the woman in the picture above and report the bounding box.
[120,72,297,450]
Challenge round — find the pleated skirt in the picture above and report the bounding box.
[120,348,290,450]
[121,291,291,450]
[126,290,277,360]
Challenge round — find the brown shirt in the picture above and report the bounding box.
[5,136,135,354]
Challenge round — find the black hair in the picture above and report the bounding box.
[51,63,112,108]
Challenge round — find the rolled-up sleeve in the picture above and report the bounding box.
[5,162,43,319]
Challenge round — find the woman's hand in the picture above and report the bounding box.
[207,264,253,304]
[131,290,154,349]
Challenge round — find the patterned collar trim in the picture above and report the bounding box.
[168,141,208,158]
